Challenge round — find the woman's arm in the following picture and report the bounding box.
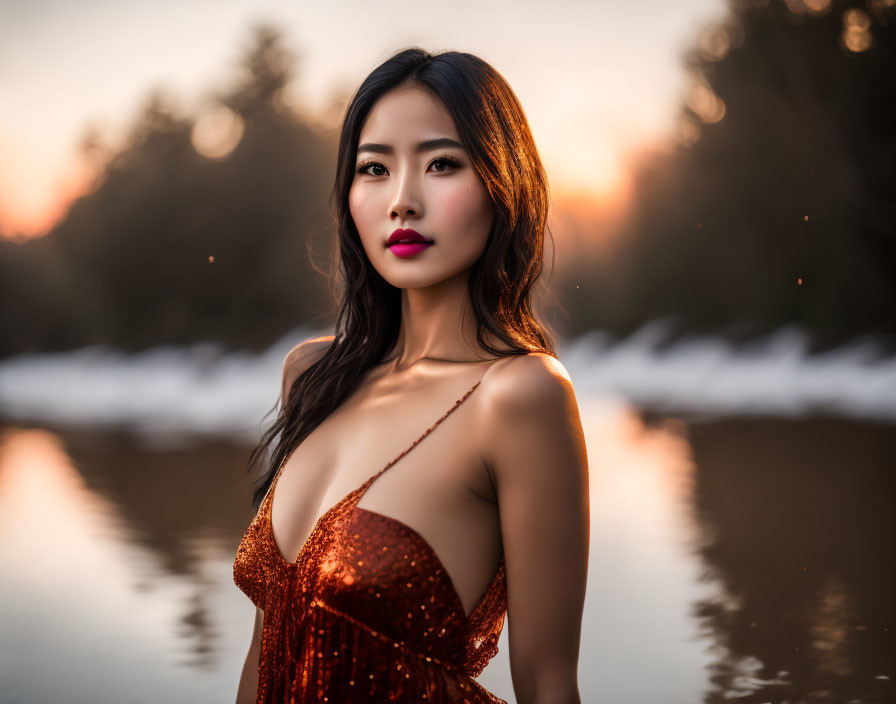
[478,354,590,704]
[234,607,264,704]
[280,334,336,405]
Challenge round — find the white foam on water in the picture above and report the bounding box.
[1,320,894,444]
[558,319,896,423]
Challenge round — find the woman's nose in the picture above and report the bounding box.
[389,172,422,219]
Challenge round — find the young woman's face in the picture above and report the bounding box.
[349,84,495,289]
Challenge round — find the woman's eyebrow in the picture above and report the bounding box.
[357,138,464,155]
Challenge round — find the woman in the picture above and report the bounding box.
[233,47,589,704]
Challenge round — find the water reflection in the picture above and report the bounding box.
[572,403,714,703]
[688,416,896,703]
[0,407,892,703]
[0,426,256,704]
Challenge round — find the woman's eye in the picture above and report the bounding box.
[357,162,386,176]
[356,157,459,176]
[430,157,459,173]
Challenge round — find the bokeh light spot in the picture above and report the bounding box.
[698,25,731,61]
[687,82,726,124]
[803,0,832,14]
[841,9,873,53]
[844,8,871,30]
[191,105,245,160]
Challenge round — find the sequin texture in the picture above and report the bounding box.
[233,379,508,703]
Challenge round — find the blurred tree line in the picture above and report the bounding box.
[1,1,894,357]
[560,0,895,348]
[0,26,337,356]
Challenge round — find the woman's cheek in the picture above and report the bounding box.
[439,186,478,232]
[457,193,494,250]
[349,189,374,238]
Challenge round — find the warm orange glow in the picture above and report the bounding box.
[785,0,833,14]
[580,400,697,555]
[0,428,122,584]
[803,0,833,14]
[844,8,872,29]
[547,178,636,256]
[0,164,93,241]
[841,9,873,52]
[687,82,726,124]
[543,142,630,204]
[842,27,873,52]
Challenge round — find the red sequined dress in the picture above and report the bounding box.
[233,379,508,703]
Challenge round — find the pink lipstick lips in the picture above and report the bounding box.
[386,228,434,258]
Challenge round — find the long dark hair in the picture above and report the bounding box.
[246,47,557,512]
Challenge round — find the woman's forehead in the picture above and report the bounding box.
[359,87,460,145]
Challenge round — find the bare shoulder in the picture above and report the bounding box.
[475,351,585,478]
[479,352,575,420]
[281,335,335,402]
[282,335,335,373]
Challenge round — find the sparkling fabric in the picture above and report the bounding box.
[233,379,508,703]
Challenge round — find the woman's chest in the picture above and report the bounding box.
[268,388,498,569]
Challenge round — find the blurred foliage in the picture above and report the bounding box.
[2,3,894,356]
[0,25,337,356]
[560,0,896,347]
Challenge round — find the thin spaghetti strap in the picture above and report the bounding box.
[268,356,511,529]
[357,372,491,497]
[370,354,515,481]
[380,380,480,474]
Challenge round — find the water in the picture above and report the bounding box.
[1,323,893,704]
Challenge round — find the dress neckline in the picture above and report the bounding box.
[265,355,510,559]
[262,361,509,623]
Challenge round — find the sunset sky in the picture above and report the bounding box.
[1,0,726,239]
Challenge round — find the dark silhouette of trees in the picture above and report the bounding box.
[3,5,894,356]
[563,0,896,347]
[0,25,337,356]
